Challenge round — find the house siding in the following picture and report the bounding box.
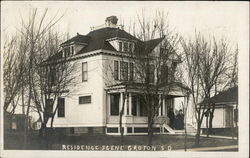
[53,53,105,127]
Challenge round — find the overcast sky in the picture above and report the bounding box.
[1,1,249,45]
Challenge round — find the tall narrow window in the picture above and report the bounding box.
[132,95,137,116]
[82,62,88,81]
[129,63,134,81]
[114,61,119,80]
[129,43,133,52]
[119,42,123,51]
[71,46,74,55]
[160,65,168,83]
[149,65,155,83]
[57,98,65,117]
[45,99,53,117]
[120,61,128,81]
[124,42,128,52]
[110,93,120,116]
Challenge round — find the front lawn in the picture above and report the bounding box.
[4,131,238,151]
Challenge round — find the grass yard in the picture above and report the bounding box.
[4,131,238,151]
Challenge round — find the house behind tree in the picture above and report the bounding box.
[48,16,195,135]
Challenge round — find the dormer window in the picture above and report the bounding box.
[129,43,133,52]
[119,42,123,51]
[117,41,134,53]
[63,45,75,58]
[71,46,74,55]
[124,42,128,52]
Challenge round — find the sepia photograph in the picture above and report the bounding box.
[0,1,249,158]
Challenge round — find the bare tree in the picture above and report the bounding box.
[181,33,233,146]
[132,10,181,145]
[3,35,28,115]
[3,8,76,142]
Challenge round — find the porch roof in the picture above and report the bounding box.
[105,81,190,97]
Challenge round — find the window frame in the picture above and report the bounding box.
[57,97,65,118]
[119,42,123,51]
[45,99,53,116]
[120,61,128,81]
[82,62,88,82]
[128,43,133,52]
[114,60,119,80]
[129,62,134,81]
[79,95,92,104]
[71,46,74,55]
[123,42,128,52]
[110,93,120,116]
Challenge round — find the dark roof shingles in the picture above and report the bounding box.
[210,86,238,104]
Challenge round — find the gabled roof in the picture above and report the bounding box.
[61,34,90,45]
[46,27,167,63]
[77,27,141,54]
[209,86,238,104]
[61,27,164,55]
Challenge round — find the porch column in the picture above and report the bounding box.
[128,93,132,115]
[107,94,110,116]
[162,96,166,115]
[158,95,162,116]
[124,93,128,115]
[184,96,188,117]
[136,96,140,116]
[120,92,123,115]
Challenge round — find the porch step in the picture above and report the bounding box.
[186,124,196,133]
[163,123,196,135]
[162,124,175,134]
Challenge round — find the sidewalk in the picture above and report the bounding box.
[200,134,238,140]
[175,145,238,151]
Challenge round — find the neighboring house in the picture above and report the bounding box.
[49,16,195,135]
[4,112,31,132]
[201,86,238,135]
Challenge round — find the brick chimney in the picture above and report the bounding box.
[105,16,118,27]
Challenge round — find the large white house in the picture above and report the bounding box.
[50,16,196,135]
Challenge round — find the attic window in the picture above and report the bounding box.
[119,42,122,51]
[124,42,128,52]
[64,45,75,57]
[118,41,134,53]
[71,46,74,55]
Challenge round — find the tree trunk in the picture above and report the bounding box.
[148,114,153,146]
[119,112,124,143]
[206,116,209,137]
[195,121,202,147]
[119,91,126,144]
[39,122,47,138]
[208,107,215,135]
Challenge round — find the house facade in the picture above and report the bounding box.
[50,16,195,135]
[201,86,238,135]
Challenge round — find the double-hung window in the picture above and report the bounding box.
[82,62,88,81]
[160,65,168,83]
[129,63,134,81]
[129,43,133,52]
[71,46,74,55]
[124,42,128,52]
[120,61,128,81]
[57,98,65,117]
[119,42,123,51]
[45,99,53,117]
[149,65,155,83]
[114,61,119,80]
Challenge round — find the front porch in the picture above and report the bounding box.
[105,82,192,135]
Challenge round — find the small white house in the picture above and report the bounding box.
[201,86,238,133]
[49,16,195,135]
